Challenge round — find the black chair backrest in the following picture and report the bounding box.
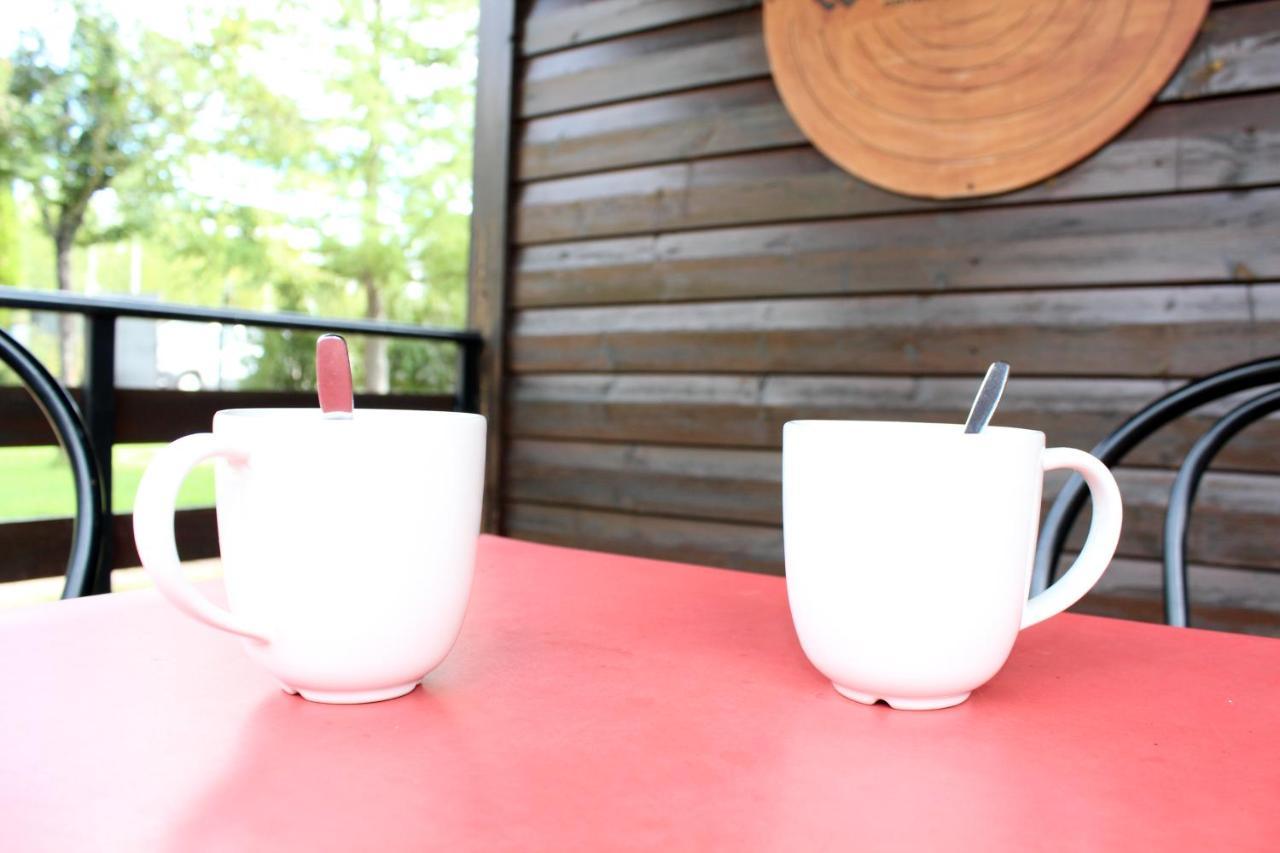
[1033,356,1280,627]
[0,328,107,597]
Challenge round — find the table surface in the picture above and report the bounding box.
[3,535,1278,852]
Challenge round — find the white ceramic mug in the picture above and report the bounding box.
[783,421,1122,711]
[133,409,486,704]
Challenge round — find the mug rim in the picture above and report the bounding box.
[783,419,1045,441]
[214,407,484,424]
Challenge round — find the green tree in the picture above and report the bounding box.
[239,278,323,390]
[4,8,162,375]
[1,3,302,378]
[2,1,474,395]
[295,0,474,392]
[0,180,18,286]
[0,61,14,286]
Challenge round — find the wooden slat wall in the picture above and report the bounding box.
[489,0,1280,635]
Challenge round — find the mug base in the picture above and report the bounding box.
[289,682,421,705]
[834,683,971,711]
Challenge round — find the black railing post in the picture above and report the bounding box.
[456,340,481,413]
[83,313,116,594]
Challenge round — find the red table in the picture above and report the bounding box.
[3,536,1278,851]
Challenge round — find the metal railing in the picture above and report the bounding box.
[0,285,483,594]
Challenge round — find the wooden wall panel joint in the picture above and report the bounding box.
[469,0,520,533]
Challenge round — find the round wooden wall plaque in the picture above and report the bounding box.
[763,0,1210,198]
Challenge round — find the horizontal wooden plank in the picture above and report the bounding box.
[506,500,782,574]
[112,389,455,444]
[523,0,758,57]
[518,0,1280,173]
[510,283,1280,377]
[513,187,1280,307]
[515,91,1280,243]
[504,501,1280,635]
[0,385,68,448]
[507,373,1280,473]
[518,79,802,180]
[505,438,1280,570]
[520,9,768,117]
[1103,468,1280,571]
[0,508,217,583]
[1160,0,1280,100]
[0,387,454,447]
[1088,556,1280,636]
[509,438,779,523]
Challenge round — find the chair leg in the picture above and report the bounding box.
[0,328,108,598]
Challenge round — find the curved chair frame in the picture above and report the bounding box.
[1033,356,1280,623]
[0,328,107,598]
[1163,387,1280,627]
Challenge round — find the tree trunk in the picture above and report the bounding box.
[0,179,19,286]
[129,236,143,295]
[359,0,390,395]
[363,276,388,394]
[54,233,76,384]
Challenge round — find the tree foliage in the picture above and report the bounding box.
[2,0,474,394]
[0,181,18,285]
[1,2,304,378]
[6,8,177,266]
[285,0,474,391]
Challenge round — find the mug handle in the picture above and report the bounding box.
[133,433,269,643]
[1021,448,1123,629]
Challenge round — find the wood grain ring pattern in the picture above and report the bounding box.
[764,0,1210,198]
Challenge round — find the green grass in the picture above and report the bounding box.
[0,444,215,521]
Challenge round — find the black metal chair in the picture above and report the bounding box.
[1033,356,1280,628]
[0,328,108,598]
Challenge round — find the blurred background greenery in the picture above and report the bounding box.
[0,0,476,521]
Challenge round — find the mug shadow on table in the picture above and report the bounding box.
[164,683,499,853]
[754,622,1150,848]
[162,584,1141,852]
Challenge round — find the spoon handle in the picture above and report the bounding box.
[963,361,1010,434]
[316,334,354,418]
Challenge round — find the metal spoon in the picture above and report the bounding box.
[316,333,354,419]
[963,361,1010,434]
